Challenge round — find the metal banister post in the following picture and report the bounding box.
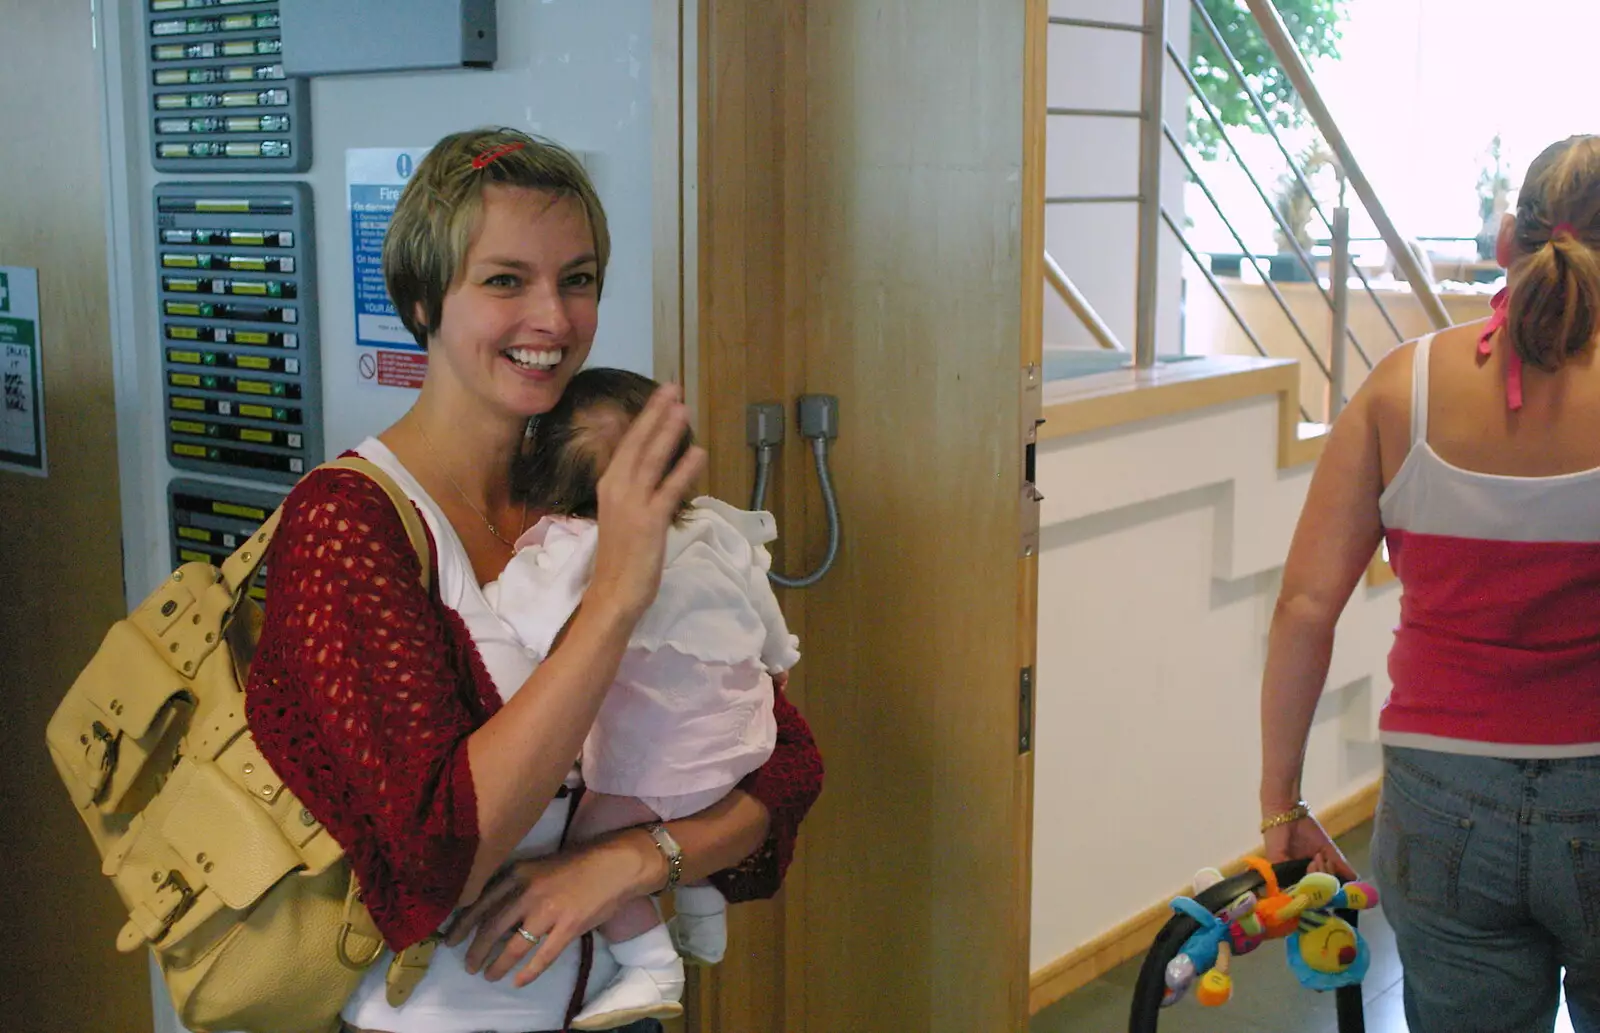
[1329,171,1351,419]
[1242,0,1452,331]
[1134,0,1167,367]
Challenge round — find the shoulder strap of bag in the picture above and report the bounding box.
[216,454,434,601]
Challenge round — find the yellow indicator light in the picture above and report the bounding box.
[214,502,266,520]
[195,199,250,213]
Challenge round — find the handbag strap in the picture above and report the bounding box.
[217,454,433,600]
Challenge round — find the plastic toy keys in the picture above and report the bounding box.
[1227,901,1267,956]
[1191,866,1268,956]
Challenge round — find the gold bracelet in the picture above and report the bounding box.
[1259,801,1310,833]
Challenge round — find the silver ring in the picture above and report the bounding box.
[515,926,543,947]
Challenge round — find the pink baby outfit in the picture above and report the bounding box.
[489,497,799,819]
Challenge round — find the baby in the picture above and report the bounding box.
[494,367,800,1030]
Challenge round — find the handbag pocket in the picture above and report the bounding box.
[105,757,303,954]
[46,621,195,824]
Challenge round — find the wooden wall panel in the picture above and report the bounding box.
[0,4,149,1031]
[688,1,1032,1029]
[685,1,807,1030]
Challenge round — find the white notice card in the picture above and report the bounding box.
[0,266,46,477]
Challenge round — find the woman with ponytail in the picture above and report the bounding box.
[1258,135,1600,1033]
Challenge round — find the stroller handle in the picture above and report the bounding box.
[1126,858,1366,1033]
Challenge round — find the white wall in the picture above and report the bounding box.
[102,1,657,611]
[1029,397,1399,970]
[1044,0,1187,354]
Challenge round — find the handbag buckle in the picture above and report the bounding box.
[86,721,119,803]
[151,870,196,940]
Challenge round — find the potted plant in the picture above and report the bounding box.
[1269,141,1334,281]
[1475,134,1512,261]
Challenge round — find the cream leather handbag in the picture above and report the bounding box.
[46,456,437,1033]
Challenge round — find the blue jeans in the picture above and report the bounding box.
[1375,746,1600,1032]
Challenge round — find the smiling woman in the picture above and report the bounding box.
[242,127,824,1033]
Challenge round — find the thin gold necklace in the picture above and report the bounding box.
[411,417,527,551]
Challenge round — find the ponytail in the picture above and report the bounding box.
[1505,232,1600,372]
[1503,135,1600,371]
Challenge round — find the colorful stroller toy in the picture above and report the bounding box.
[1127,858,1375,1032]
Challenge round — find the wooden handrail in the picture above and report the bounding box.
[1044,250,1126,351]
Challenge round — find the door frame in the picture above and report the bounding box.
[657,1,1046,1028]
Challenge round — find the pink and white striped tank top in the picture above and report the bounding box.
[1378,333,1600,757]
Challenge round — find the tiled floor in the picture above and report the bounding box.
[1031,822,1579,1032]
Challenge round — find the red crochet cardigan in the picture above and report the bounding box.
[246,466,824,949]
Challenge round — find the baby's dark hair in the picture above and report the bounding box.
[513,367,694,518]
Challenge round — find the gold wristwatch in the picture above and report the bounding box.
[644,822,683,893]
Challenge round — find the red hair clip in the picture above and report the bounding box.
[1553,222,1577,239]
[472,141,526,170]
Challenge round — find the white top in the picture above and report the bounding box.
[489,498,794,804]
[340,439,616,1033]
[489,497,800,671]
[1375,335,1600,758]
[1379,333,1600,542]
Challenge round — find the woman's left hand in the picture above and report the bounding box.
[445,831,662,987]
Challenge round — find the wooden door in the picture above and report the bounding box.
[0,3,151,1031]
[661,1,1045,1029]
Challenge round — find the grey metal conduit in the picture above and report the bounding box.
[1186,0,1406,347]
[747,397,841,590]
[1133,0,1168,369]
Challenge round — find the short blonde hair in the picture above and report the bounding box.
[383,127,610,349]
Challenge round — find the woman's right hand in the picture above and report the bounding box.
[1263,815,1357,881]
[588,383,706,620]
